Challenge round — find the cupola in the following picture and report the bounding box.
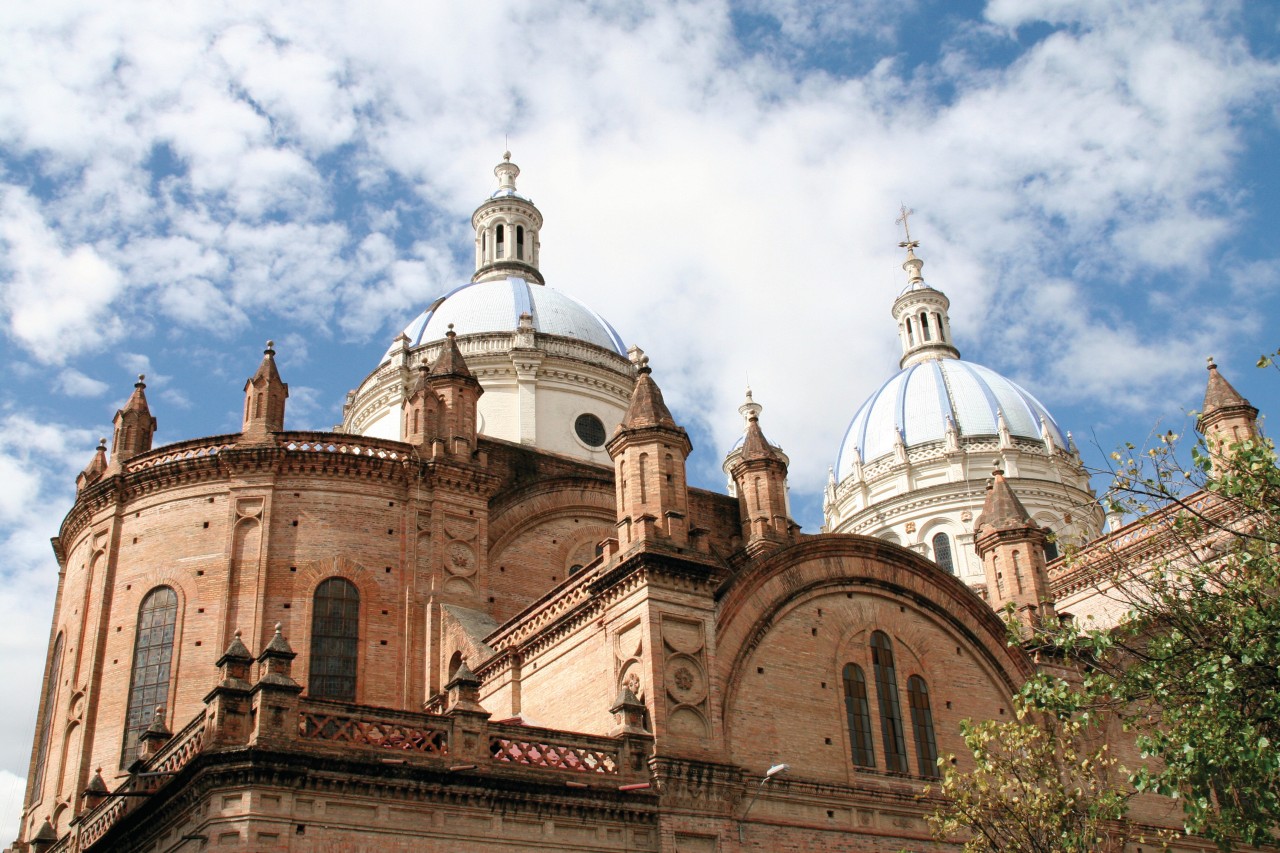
[472,152,544,284]
[889,208,959,369]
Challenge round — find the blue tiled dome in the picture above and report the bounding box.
[836,359,1066,480]
[387,277,626,359]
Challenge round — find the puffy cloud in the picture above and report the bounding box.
[0,0,1276,807]
[0,188,126,363]
[55,369,109,398]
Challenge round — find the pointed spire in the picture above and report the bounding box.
[83,767,108,800]
[621,356,677,429]
[1197,356,1260,471]
[607,354,693,547]
[123,374,150,413]
[740,413,783,462]
[423,325,482,456]
[975,468,1033,531]
[429,325,475,379]
[997,407,1013,448]
[944,415,960,452]
[108,375,157,469]
[445,657,488,715]
[241,340,289,440]
[250,340,283,386]
[219,629,253,665]
[726,390,793,551]
[1202,356,1252,413]
[78,437,109,490]
[255,623,301,691]
[974,468,1055,630]
[31,818,57,845]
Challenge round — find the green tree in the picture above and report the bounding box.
[937,350,1280,850]
[927,695,1133,853]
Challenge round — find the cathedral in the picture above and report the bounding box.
[10,155,1266,852]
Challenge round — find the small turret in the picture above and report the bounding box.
[403,360,441,447]
[607,356,693,547]
[426,325,483,457]
[727,390,794,552]
[107,376,156,472]
[77,437,108,491]
[1197,357,1259,473]
[241,341,288,442]
[974,468,1054,630]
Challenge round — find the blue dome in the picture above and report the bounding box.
[836,358,1066,480]
[388,277,626,359]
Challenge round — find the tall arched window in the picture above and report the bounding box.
[516,224,525,260]
[32,633,63,796]
[907,675,939,777]
[842,663,875,768]
[121,587,178,766]
[310,578,359,701]
[1044,538,1060,561]
[870,631,908,773]
[932,532,955,575]
[496,224,505,258]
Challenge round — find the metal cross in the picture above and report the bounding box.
[896,204,919,251]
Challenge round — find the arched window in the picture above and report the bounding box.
[310,578,360,701]
[516,224,525,260]
[905,317,914,345]
[842,663,875,768]
[932,532,955,575]
[638,453,649,503]
[907,675,939,777]
[870,631,908,773]
[920,312,932,341]
[1044,538,1060,561]
[32,633,64,796]
[496,224,505,258]
[121,587,178,766]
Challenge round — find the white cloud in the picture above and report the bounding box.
[0,0,1276,819]
[0,188,126,363]
[54,369,109,398]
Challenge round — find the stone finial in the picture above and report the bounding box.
[495,152,520,191]
[445,658,488,715]
[30,818,57,849]
[82,767,109,809]
[610,685,649,736]
[221,629,252,663]
[255,623,300,690]
[137,706,172,761]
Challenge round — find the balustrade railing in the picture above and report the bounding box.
[298,702,448,755]
[42,693,650,849]
[487,723,621,775]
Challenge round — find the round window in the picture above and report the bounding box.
[574,413,607,448]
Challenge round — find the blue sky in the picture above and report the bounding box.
[1,0,1278,839]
